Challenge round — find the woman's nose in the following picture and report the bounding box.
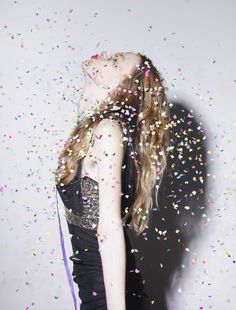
[101,51,112,59]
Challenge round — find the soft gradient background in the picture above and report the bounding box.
[0,0,235,309]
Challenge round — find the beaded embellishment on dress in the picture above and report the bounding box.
[65,175,100,231]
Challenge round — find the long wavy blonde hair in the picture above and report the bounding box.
[54,52,172,236]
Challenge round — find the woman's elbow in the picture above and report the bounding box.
[97,217,124,235]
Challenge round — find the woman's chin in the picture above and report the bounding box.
[87,72,95,80]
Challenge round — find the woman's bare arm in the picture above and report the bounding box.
[93,118,126,310]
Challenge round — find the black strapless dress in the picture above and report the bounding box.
[56,146,151,309]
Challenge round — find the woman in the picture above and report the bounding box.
[55,51,171,309]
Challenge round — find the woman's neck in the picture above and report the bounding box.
[78,75,110,117]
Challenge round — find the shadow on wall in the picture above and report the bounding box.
[125,101,209,310]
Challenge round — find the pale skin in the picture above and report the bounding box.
[79,51,141,310]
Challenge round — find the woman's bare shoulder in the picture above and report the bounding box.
[92,117,125,159]
[93,117,123,142]
[94,117,122,133]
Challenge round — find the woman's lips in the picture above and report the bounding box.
[91,54,99,60]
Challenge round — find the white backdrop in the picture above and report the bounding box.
[0,0,235,309]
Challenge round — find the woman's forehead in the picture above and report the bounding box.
[113,51,137,57]
[123,51,137,57]
[122,52,142,67]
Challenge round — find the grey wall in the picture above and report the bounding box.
[0,0,235,309]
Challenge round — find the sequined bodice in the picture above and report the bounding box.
[56,158,130,232]
[56,160,102,231]
[65,176,100,231]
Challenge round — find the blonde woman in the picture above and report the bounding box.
[55,51,170,309]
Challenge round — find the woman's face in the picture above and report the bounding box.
[82,51,141,90]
